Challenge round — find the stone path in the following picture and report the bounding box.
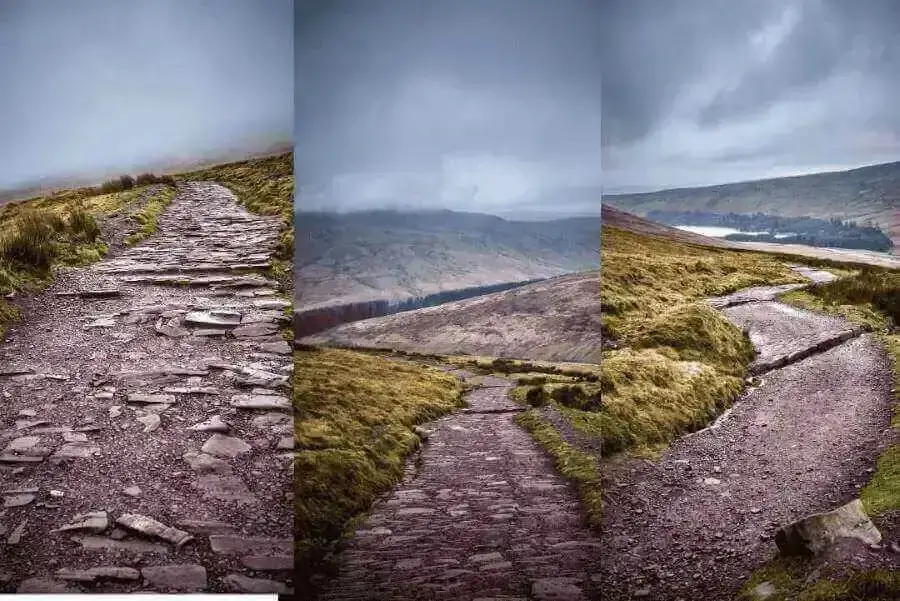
[598,268,897,600]
[318,373,603,601]
[0,182,293,594]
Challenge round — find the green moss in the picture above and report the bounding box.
[738,558,900,601]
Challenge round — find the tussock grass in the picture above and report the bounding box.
[294,347,463,578]
[599,225,802,456]
[123,186,177,246]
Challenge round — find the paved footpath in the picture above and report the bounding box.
[0,182,293,594]
[318,373,603,601]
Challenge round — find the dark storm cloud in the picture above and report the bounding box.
[601,0,900,193]
[0,0,292,190]
[295,0,603,214]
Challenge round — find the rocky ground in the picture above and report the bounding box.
[317,373,603,601]
[598,268,897,600]
[0,182,293,594]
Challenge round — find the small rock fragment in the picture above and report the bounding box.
[7,518,27,544]
[53,511,109,534]
[137,413,161,433]
[116,513,194,547]
[188,415,230,433]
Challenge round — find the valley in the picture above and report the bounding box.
[297,199,897,601]
[604,160,900,256]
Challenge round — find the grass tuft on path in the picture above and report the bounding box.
[294,347,464,575]
[123,186,177,246]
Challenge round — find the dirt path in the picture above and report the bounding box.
[0,182,293,594]
[317,373,603,601]
[598,268,896,600]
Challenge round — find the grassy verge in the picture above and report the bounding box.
[176,152,293,286]
[739,269,899,600]
[598,225,804,456]
[0,184,161,336]
[123,186,177,246]
[516,410,604,527]
[295,347,464,584]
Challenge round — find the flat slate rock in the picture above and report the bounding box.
[183,451,232,474]
[192,475,258,505]
[141,564,207,592]
[184,310,242,327]
[229,394,291,410]
[201,434,251,458]
[221,573,291,593]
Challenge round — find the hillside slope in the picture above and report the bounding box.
[294,210,600,310]
[301,269,602,363]
[603,204,900,270]
[604,161,900,254]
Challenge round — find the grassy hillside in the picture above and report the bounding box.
[301,270,603,362]
[0,183,174,336]
[294,347,464,588]
[605,161,900,254]
[294,210,600,310]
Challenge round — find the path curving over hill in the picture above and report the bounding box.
[317,373,603,601]
[0,183,293,594]
[598,268,896,600]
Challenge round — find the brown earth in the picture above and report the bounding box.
[0,182,293,594]
[301,270,601,363]
[597,269,897,600]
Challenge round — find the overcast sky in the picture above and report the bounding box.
[0,0,292,190]
[602,0,900,194]
[295,0,603,215]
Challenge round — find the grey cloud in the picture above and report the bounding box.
[295,0,603,215]
[602,0,900,193]
[0,0,292,190]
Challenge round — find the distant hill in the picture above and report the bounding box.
[294,209,600,310]
[603,161,900,255]
[601,204,900,270]
[600,204,731,248]
[300,269,602,363]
